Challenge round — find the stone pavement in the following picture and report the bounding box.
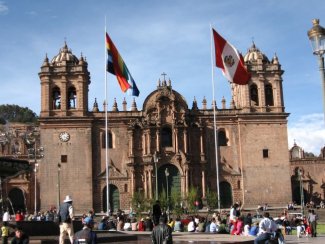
[27,231,325,243]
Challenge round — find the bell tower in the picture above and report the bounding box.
[39,42,90,117]
[232,43,285,113]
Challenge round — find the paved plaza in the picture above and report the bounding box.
[27,231,325,243]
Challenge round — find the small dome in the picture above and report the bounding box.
[51,42,79,65]
[244,42,269,63]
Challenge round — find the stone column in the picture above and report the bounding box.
[185,168,189,196]
[202,170,206,198]
[184,129,188,154]
[156,129,160,152]
[147,130,151,155]
[128,130,134,156]
[142,134,146,155]
[131,169,135,197]
[200,128,205,159]
[174,128,179,152]
[144,170,148,198]
[148,169,153,199]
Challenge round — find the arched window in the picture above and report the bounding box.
[250,84,259,106]
[162,127,172,147]
[52,87,61,109]
[218,130,228,146]
[265,84,274,106]
[67,87,77,109]
[102,131,113,149]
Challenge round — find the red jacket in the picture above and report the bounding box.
[138,221,145,231]
[15,213,24,221]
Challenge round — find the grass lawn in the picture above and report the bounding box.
[291,223,325,235]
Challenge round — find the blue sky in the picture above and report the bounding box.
[0,0,324,154]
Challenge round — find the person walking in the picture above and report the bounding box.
[308,209,318,237]
[151,216,173,244]
[152,200,162,226]
[73,217,97,244]
[58,195,74,244]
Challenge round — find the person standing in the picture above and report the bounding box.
[2,209,11,222]
[308,209,318,237]
[1,222,9,244]
[73,217,97,244]
[58,195,74,244]
[152,200,162,226]
[151,216,172,244]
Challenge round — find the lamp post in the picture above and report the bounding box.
[307,19,325,122]
[57,163,61,209]
[298,169,305,215]
[165,168,169,202]
[26,129,44,215]
[153,151,159,201]
[165,168,169,221]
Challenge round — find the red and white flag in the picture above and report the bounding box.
[213,28,250,85]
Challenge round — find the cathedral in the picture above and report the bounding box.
[33,41,292,213]
[6,40,319,214]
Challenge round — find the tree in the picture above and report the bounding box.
[0,104,38,123]
[170,186,183,216]
[131,191,145,217]
[186,186,198,213]
[205,188,218,210]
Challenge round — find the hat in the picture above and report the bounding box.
[63,195,73,203]
[84,217,93,226]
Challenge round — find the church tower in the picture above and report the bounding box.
[229,43,291,206]
[232,43,284,113]
[39,42,90,117]
[38,43,94,211]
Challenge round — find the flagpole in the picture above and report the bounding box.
[105,17,110,216]
[210,24,221,212]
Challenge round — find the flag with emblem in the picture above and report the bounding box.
[106,32,140,96]
[212,28,250,85]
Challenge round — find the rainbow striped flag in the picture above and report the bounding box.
[106,32,139,96]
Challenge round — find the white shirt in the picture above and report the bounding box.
[258,217,277,234]
[2,211,10,222]
[230,208,236,221]
[209,222,218,233]
[187,221,195,232]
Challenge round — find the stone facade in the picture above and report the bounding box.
[1,41,299,214]
[289,142,325,205]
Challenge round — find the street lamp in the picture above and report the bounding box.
[57,163,61,209]
[298,169,305,215]
[26,130,44,215]
[307,19,325,121]
[165,168,169,201]
[165,168,170,221]
[153,151,159,201]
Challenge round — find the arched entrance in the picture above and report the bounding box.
[219,181,233,208]
[103,184,120,213]
[157,164,181,198]
[8,188,25,213]
[292,186,308,205]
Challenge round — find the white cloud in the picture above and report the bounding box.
[0,1,8,15]
[288,113,325,154]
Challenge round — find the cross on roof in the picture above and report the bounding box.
[161,72,167,81]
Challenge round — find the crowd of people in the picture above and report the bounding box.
[0,197,322,244]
